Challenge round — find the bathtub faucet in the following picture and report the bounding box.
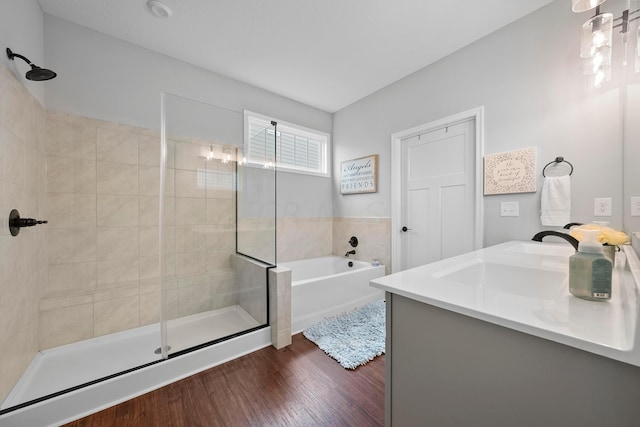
[345,249,356,257]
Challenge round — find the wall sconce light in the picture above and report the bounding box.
[221,148,232,164]
[573,0,640,87]
[205,145,214,161]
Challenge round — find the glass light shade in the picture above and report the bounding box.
[580,13,613,58]
[592,65,611,88]
[572,0,607,13]
[582,47,611,75]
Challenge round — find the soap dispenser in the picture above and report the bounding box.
[569,228,612,301]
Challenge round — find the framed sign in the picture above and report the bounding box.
[484,147,537,195]
[341,154,378,194]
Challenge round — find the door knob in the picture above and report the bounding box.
[401,226,411,232]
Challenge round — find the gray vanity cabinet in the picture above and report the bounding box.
[384,293,640,427]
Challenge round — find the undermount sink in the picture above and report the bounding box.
[437,260,567,300]
[506,242,576,257]
[371,241,640,367]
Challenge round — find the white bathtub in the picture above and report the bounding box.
[281,256,386,333]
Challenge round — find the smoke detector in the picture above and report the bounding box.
[146,0,172,18]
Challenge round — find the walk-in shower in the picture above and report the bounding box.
[0,92,275,414]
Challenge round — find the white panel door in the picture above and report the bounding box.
[400,119,476,270]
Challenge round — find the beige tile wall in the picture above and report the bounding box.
[0,64,48,401]
[277,217,333,262]
[333,217,392,273]
[276,216,391,271]
[41,112,238,349]
[249,216,393,272]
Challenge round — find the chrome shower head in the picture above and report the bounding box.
[6,47,57,81]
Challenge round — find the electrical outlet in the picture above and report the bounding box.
[500,202,519,217]
[594,197,612,217]
[631,196,640,217]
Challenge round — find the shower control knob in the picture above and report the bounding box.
[8,209,48,236]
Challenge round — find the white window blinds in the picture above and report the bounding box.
[245,112,329,176]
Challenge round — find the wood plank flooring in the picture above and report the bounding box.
[64,333,385,427]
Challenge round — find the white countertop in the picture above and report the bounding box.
[371,241,640,367]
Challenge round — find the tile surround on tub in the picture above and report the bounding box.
[332,217,392,273]
[277,217,333,262]
[275,217,391,271]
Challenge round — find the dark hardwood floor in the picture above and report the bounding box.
[64,333,385,427]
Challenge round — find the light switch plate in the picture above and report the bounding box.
[500,202,519,217]
[631,196,640,217]
[594,197,612,217]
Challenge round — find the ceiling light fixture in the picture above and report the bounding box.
[572,0,640,88]
[146,0,172,19]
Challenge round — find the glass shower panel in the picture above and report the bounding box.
[161,94,271,356]
[237,122,277,265]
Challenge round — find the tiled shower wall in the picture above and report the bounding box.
[0,65,48,401]
[41,111,237,350]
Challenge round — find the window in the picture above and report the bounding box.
[244,111,330,177]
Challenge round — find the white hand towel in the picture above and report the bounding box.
[540,175,571,226]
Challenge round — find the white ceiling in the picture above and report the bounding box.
[38,0,556,113]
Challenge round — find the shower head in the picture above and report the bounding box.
[6,47,57,81]
[25,65,57,81]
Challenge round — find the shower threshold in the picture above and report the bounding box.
[2,305,260,410]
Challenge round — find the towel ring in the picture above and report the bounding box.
[542,156,573,177]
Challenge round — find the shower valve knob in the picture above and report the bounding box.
[8,209,47,236]
[13,218,48,227]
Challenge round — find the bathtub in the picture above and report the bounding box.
[281,256,386,333]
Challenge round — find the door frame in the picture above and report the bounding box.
[390,107,485,273]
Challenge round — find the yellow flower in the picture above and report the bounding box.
[569,224,629,246]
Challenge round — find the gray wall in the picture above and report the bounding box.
[42,14,333,219]
[332,0,631,246]
[0,0,45,105]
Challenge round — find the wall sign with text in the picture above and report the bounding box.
[484,147,536,195]
[340,154,378,194]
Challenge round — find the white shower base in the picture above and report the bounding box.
[2,305,259,409]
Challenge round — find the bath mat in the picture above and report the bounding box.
[303,300,385,369]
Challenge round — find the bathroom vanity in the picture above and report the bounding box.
[371,241,640,427]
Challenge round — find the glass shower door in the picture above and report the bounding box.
[160,94,272,357]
